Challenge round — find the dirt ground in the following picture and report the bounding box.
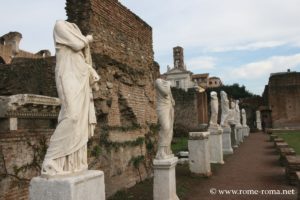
[109,132,298,200]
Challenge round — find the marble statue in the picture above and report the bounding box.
[220,91,230,127]
[241,108,247,127]
[235,100,241,126]
[41,20,100,176]
[228,101,236,124]
[209,91,219,128]
[256,110,262,130]
[155,78,175,160]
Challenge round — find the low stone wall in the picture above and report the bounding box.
[0,124,159,199]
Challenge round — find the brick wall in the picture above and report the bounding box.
[0,44,47,64]
[0,130,52,200]
[0,57,56,96]
[66,0,153,70]
[172,88,208,136]
[267,72,300,128]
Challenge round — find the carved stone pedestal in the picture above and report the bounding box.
[29,170,105,200]
[153,157,179,200]
[188,132,211,176]
[222,126,233,155]
[208,127,224,164]
[243,126,250,137]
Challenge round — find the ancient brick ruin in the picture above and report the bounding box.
[0,32,51,65]
[263,71,300,128]
[0,0,159,199]
[172,88,208,136]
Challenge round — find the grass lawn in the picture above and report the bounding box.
[171,137,188,154]
[275,132,300,154]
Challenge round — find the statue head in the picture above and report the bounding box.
[220,91,227,100]
[210,91,217,99]
[242,108,246,114]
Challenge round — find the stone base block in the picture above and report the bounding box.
[222,127,233,155]
[243,126,250,137]
[153,157,179,200]
[208,128,224,164]
[29,170,105,200]
[188,132,211,176]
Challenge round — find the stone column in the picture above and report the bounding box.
[208,127,224,164]
[230,124,238,148]
[188,132,212,176]
[153,157,179,200]
[30,170,105,200]
[222,126,233,154]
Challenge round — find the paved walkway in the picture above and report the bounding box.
[187,132,297,200]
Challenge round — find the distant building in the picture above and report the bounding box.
[208,76,223,88]
[192,73,209,89]
[164,46,222,91]
[0,32,50,64]
[163,46,194,91]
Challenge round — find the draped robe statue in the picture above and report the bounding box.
[209,91,219,128]
[235,100,242,126]
[241,108,247,127]
[228,101,236,124]
[155,78,175,160]
[41,20,99,176]
[220,91,230,128]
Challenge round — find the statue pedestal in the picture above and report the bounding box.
[29,170,105,200]
[153,157,179,200]
[188,132,212,176]
[236,125,244,144]
[208,127,224,164]
[243,126,250,137]
[222,126,233,154]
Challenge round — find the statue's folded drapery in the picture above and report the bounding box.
[155,79,175,160]
[41,20,97,176]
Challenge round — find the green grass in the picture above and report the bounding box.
[276,132,300,154]
[171,137,188,154]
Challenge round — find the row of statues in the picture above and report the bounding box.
[210,90,248,129]
[42,20,249,177]
[41,20,177,177]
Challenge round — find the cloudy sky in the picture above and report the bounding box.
[1,0,300,95]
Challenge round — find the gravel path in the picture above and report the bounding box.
[187,132,297,200]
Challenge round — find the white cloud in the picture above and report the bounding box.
[186,56,216,71]
[209,41,287,52]
[120,0,300,55]
[230,54,300,79]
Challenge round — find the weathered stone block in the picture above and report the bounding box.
[285,156,300,185]
[153,157,179,200]
[208,128,224,164]
[222,126,233,155]
[29,170,105,200]
[188,132,211,176]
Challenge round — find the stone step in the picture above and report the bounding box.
[285,156,300,185]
